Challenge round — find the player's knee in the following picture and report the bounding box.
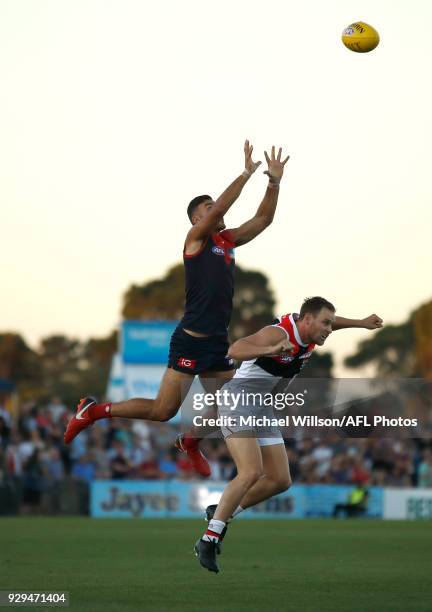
[273,475,292,493]
[152,401,179,422]
[239,468,262,488]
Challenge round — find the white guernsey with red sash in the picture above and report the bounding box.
[233,313,316,381]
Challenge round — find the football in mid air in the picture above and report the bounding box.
[342,22,380,53]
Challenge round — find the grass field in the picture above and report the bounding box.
[1,518,431,611]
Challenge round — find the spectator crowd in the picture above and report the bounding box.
[0,397,431,514]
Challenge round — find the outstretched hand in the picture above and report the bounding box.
[264,146,290,184]
[362,314,383,330]
[244,140,262,175]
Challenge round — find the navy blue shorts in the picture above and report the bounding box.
[168,327,234,375]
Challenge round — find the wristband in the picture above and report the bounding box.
[268,180,280,189]
[265,172,281,188]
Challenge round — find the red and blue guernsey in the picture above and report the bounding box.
[180,230,236,336]
[234,313,316,380]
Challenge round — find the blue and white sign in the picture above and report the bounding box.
[303,484,383,518]
[383,488,432,519]
[121,321,178,364]
[91,481,384,519]
[91,481,171,518]
[123,364,167,399]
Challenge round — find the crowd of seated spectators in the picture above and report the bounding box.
[1,397,432,514]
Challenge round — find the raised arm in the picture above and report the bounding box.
[332,314,383,331]
[186,140,261,243]
[228,146,290,247]
[228,325,294,362]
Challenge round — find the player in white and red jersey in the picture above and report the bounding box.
[195,296,383,572]
[232,311,317,380]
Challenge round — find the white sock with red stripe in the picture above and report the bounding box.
[202,519,226,543]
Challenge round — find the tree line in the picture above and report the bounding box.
[1,264,430,406]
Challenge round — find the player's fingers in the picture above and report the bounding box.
[277,147,282,161]
[282,154,290,164]
[264,150,270,164]
[271,145,275,159]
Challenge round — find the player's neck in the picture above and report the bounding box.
[295,321,310,345]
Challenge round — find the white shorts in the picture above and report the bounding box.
[218,377,284,447]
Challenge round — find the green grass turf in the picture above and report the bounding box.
[1,518,431,612]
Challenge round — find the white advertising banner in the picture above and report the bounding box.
[384,489,432,519]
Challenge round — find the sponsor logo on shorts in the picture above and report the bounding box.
[212,246,225,256]
[177,357,197,369]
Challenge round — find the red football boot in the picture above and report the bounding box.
[175,433,211,478]
[64,396,99,444]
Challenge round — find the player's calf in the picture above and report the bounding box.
[205,504,229,554]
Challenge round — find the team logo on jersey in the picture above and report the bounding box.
[212,246,225,256]
[299,351,313,360]
[279,355,295,363]
[177,357,197,369]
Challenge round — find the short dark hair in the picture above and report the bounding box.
[299,296,336,319]
[187,195,212,222]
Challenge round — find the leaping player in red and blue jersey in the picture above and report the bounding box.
[64,141,290,474]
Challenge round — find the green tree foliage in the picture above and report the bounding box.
[301,352,334,378]
[37,335,84,405]
[231,267,276,340]
[80,331,118,400]
[414,300,432,379]
[0,331,117,406]
[122,264,185,321]
[120,263,335,377]
[121,262,276,341]
[37,333,117,405]
[1,262,345,405]
[0,333,41,397]
[344,316,417,377]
